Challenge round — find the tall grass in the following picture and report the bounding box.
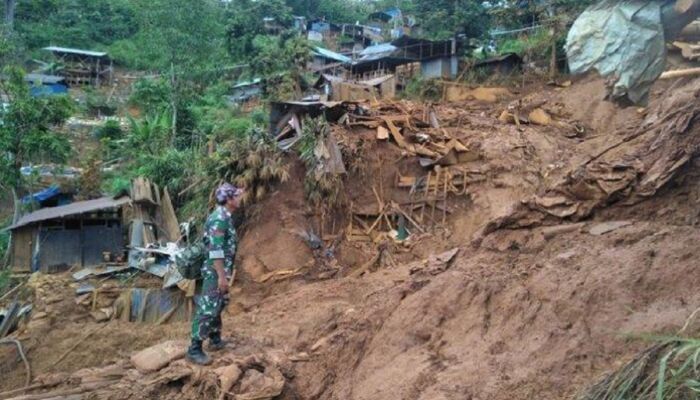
[579,336,700,400]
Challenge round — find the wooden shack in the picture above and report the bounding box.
[6,196,130,273]
[43,46,113,86]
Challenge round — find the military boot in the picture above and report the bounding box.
[208,333,231,351]
[186,340,212,365]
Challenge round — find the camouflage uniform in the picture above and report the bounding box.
[190,206,237,341]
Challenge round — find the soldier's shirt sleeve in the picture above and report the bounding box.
[207,218,227,260]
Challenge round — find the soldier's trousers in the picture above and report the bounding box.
[191,265,230,341]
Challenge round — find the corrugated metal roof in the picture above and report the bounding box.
[43,46,108,58]
[6,196,130,231]
[233,78,262,88]
[313,47,352,64]
[359,43,398,61]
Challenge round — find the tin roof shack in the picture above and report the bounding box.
[314,74,396,101]
[229,78,262,105]
[471,53,522,76]
[43,46,113,86]
[6,196,130,273]
[352,37,457,81]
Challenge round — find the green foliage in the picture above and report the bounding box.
[104,175,132,195]
[208,127,289,205]
[93,120,123,140]
[298,117,344,208]
[286,0,370,24]
[126,113,172,155]
[12,0,137,50]
[84,88,117,116]
[404,77,442,102]
[250,34,311,101]
[0,67,74,190]
[128,0,227,71]
[129,78,171,116]
[225,0,293,61]
[579,336,700,400]
[499,28,552,57]
[134,148,191,195]
[414,0,490,40]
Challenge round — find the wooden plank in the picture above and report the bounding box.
[160,188,181,243]
[660,67,700,79]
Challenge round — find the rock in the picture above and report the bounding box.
[588,221,633,236]
[130,340,188,373]
[555,250,577,261]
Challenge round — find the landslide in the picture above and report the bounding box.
[4,75,700,400]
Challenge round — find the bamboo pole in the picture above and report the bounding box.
[659,67,700,79]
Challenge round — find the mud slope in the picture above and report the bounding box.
[3,76,700,400]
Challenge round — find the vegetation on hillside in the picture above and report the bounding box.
[0,0,602,238]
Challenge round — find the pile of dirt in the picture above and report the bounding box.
[4,74,700,400]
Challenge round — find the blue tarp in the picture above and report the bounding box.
[313,47,352,64]
[29,83,68,97]
[23,186,62,205]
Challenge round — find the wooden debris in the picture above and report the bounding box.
[130,340,188,373]
[256,268,304,283]
[659,66,700,79]
[160,188,180,242]
[528,108,552,126]
[377,126,389,140]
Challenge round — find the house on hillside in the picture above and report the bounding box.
[43,46,113,86]
[352,36,458,81]
[229,78,262,104]
[5,196,130,273]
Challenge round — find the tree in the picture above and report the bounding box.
[413,0,490,40]
[250,33,311,101]
[0,67,74,193]
[225,0,293,61]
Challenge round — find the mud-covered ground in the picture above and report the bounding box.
[3,75,700,400]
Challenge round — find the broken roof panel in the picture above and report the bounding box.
[25,73,66,84]
[359,43,399,61]
[313,47,352,64]
[43,46,108,58]
[6,196,130,231]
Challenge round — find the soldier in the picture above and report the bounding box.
[187,183,245,365]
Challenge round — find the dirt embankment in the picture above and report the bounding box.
[3,75,700,400]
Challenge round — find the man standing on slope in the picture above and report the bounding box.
[187,183,245,365]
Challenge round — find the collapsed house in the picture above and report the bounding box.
[6,196,130,273]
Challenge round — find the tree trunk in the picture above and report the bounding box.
[170,62,177,146]
[3,188,20,268]
[4,0,15,29]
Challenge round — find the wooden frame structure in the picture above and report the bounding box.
[43,46,113,86]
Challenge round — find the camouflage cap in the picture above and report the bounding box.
[215,183,243,204]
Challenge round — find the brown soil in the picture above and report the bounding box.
[4,74,700,400]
